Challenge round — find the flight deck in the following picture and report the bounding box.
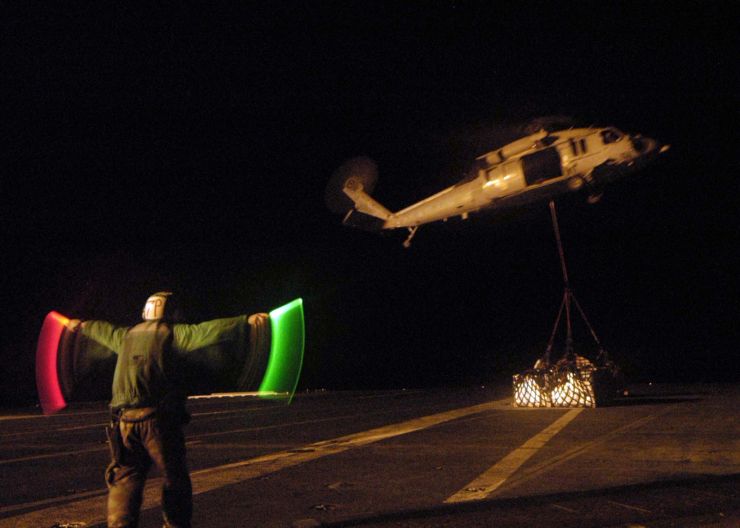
[1,383,737,527]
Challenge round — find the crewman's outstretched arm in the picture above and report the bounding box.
[172,316,249,353]
[77,320,128,354]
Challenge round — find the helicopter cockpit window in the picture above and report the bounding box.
[536,135,559,147]
[601,128,623,144]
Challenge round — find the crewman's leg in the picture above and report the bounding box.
[106,421,150,527]
[143,418,192,528]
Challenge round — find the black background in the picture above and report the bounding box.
[2,1,737,406]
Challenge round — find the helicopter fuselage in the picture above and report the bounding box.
[330,126,668,245]
[380,127,663,228]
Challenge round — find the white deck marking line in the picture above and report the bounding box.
[550,503,579,513]
[0,410,107,422]
[0,489,107,516]
[192,413,379,440]
[0,414,45,421]
[0,412,398,466]
[0,391,420,421]
[0,405,276,440]
[605,499,652,513]
[0,422,109,441]
[0,446,107,466]
[1,398,508,527]
[0,396,275,422]
[496,411,665,493]
[445,408,583,503]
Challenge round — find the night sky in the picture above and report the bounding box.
[2,2,737,406]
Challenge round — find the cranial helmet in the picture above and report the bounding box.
[142,291,173,321]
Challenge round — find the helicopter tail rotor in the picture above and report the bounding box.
[325,156,379,214]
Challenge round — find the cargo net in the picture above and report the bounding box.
[513,355,616,408]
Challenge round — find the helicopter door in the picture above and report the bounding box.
[522,147,562,185]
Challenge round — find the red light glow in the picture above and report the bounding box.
[35,311,68,415]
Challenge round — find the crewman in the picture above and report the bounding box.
[69,292,260,528]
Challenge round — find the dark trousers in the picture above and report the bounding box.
[106,408,192,528]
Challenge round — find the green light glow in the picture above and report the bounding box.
[258,298,305,403]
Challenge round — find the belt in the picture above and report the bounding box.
[118,407,157,422]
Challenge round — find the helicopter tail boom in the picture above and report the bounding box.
[341,181,392,222]
[325,156,391,229]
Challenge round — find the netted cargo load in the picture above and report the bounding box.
[513,354,621,408]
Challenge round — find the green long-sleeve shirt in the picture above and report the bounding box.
[81,316,249,409]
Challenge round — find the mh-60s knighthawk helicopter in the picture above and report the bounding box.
[326,126,669,246]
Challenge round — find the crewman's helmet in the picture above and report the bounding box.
[142,291,173,321]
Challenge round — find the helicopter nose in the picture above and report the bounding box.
[630,135,670,156]
[630,135,656,154]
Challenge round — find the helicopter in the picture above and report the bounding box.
[326,126,669,247]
